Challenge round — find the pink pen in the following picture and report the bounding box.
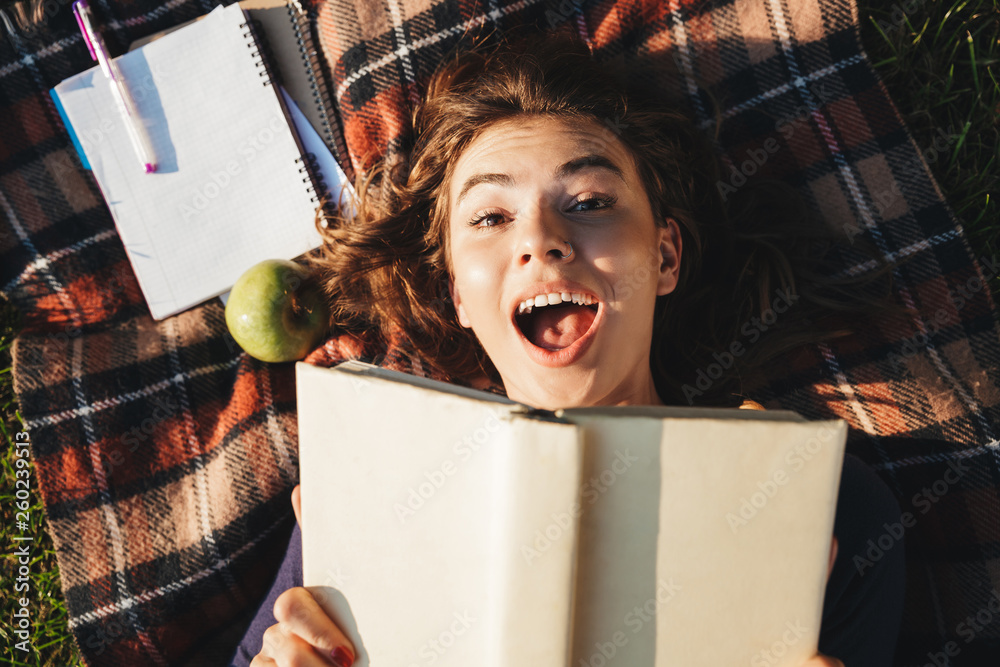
[73,0,157,173]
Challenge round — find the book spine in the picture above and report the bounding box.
[489,419,581,666]
[286,0,354,184]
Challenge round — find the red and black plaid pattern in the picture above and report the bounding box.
[1,0,998,664]
[314,1,1000,662]
[0,2,397,664]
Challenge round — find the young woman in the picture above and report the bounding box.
[236,32,906,667]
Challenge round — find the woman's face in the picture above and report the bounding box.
[447,115,681,409]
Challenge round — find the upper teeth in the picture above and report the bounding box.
[517,292,593,315]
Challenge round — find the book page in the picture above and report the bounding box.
[297,363,581,667]
[299,363,845,666]
[563,413,845,666]
[53,4,321,319]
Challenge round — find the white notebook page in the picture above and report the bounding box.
[53,3,322,319]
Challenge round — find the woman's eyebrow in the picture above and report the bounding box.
[457,154,626,206]
[457,172,515,205]
[556,154,626,183]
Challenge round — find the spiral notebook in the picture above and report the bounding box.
[51,3,328,320]
[129,0,349,179]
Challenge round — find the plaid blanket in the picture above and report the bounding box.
[1,0,998,664]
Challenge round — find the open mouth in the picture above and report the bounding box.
[514,293,599,351]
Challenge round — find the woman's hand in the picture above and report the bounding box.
[251,486,356,667]
[251,587,355,666]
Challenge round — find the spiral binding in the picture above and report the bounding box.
[285,0,350,179]
[241,19,278,87]
[295,153,329,205]
[243,14,329,212]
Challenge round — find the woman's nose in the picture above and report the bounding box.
[517,205,573,265]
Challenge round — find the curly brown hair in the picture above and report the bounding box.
[310,31,892,406]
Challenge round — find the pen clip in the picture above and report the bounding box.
[72,1,97,62]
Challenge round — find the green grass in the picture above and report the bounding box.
[0,0,997,664]
[1,298,80,666]
[858,0,999,291]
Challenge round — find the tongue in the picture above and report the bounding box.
[528,304,595,350]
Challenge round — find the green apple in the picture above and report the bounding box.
[225,259,330,363]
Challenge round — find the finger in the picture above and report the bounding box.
[249,655,277,667]
[828,535,839,581]
[259,623,294,660]
[292,484,302,527]
[262,622,337,667]
[273,587,355,664]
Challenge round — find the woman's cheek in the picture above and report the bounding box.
[453,262,504,326]
[625,239,667,295]
[597,253,648,303]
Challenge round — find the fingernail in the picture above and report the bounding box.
[331,646,354,667]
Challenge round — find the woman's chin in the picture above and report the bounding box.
[502,372,599,410]
[500,359,659,409]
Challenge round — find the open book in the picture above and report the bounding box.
[297,361,846,666]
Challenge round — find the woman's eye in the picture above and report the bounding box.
[570,195,617,212]
[469,210,506,228]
